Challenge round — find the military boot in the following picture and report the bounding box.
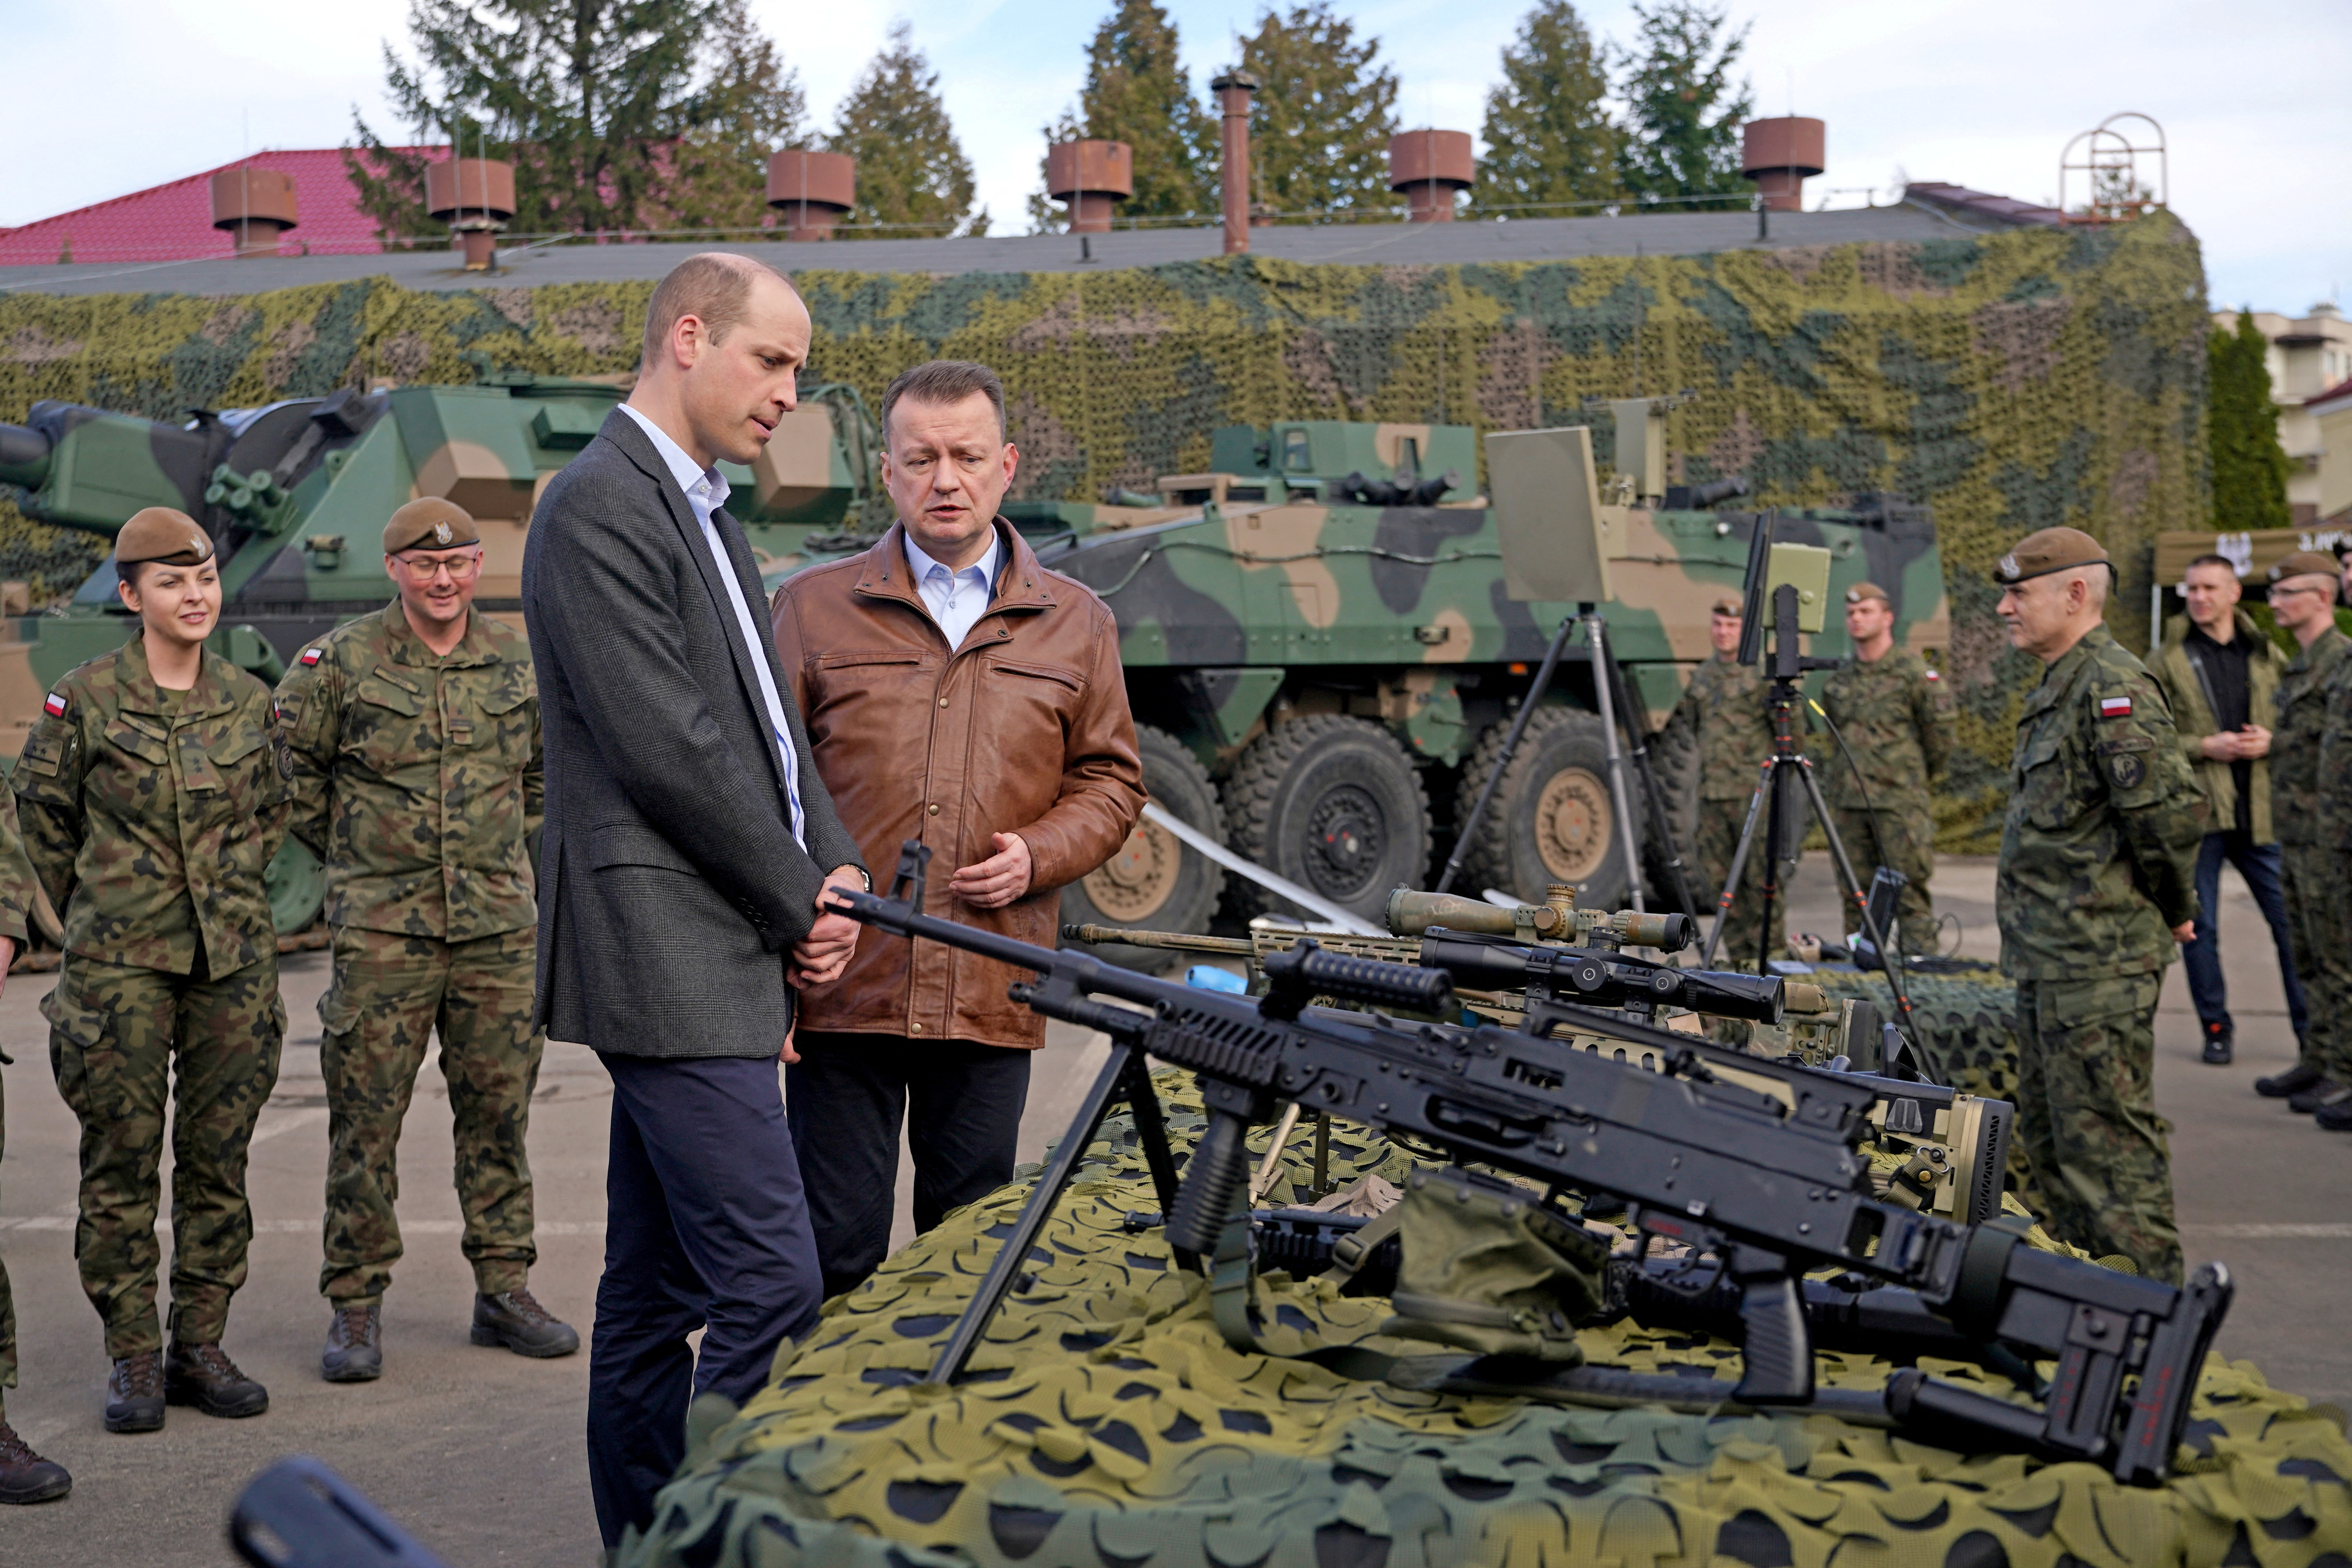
[2200,1022,2233,1066]
[164,1342,268,1419]
[103,1349,165,1433]
[470,1288,580,1359]
[2316,1096,2352,1132]
[2257,1062,2323,1098]
[2287,1078,2347,1115]
[321,1303,383,1383]
[0,1421,71,1504]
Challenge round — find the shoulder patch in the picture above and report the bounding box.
[2097,695,2132,719]
[42,691,66,717]
[1923,667,1940,681]
[300,647,324,666]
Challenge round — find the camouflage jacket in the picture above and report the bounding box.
[0,793,33,951]
[275,602,541,941]
[1664,655,1774,800]
[13,634,290,977]
[1995,623,2205,980]
[1820,649,1948,809]
[2270,625,2348,848]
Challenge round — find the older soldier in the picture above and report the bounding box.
[0,794,70,1503]
[15,508,290,1432]
[276,498,575,1381]
[2152,554,2300,1068]
[1993,528,2203,1283]
[1663,596,1780,963]
[1820,582,1948,956]
[2263,550,2352,1117]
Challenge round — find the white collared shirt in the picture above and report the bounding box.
[616,402,806,848]
[903,528,1002,651]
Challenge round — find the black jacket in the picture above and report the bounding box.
[521,407,864,1058]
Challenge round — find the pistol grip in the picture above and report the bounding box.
[1167,1111,1252,1259]
[1731,1264,1816,1405]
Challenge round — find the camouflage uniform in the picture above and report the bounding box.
[0,796,36,1420]
[2276,626,2352,1083]
[1664,654,1782,960]
[1997,623,2204,1283]
[13,635,290,1357]
[275,601,544,1305]
[1821,650,1949,955]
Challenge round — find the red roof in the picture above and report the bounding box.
[2309,376,2352,416]
[0,149,434,268]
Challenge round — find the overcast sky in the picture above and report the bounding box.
[4,0,2344,314]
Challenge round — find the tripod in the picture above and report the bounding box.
[1699,582,1925,1049]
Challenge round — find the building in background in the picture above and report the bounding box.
[2221,302,2352,525]
[0,151,429,268]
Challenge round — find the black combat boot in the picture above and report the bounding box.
[104,1348,165,1434]
[470,1288,580,1359]
[2200,1023,2233,1066]
[0,1420,71,1504]
[164,1341,269,1419]
[2287,1078,2347,1115]
[2317,1095,2352,1132]
[321,1303,383,1383]
[2257,1062,2323,1098]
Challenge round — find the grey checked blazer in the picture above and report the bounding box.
[521,407,865,1058]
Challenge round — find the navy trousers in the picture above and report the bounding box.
[588,1053,824,1548]
[2183,830,2308,1042]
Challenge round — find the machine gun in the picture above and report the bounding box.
[837,840,2231,1485]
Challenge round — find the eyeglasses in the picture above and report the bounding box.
[391,551,483,583]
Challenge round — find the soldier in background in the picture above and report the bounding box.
[0,795,70,1503]
[1663,596,1780,962]
[1993,528,2203,1283]
[2264,551,2352,1118]
[2312,549,2352,1132]
[276,498,576,1383]
[2151,554,2299,1069]
[14,508,290,1432]
[1819,582,1948,957]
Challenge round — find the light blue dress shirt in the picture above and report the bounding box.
[904,529,1001,651]
[617,402,807,849]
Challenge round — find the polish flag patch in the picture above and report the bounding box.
[2098,695,2133,719]
[299,647,323,666]
[1924,668,1940,681]
[42,691,65,717]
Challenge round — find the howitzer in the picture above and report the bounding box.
[839,840,2231,1485]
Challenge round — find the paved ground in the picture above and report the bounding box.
[0,853,2342,1563]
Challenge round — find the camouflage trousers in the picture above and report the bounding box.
[2278,844,2352,1079]
[43,953,284,1357]
[0,1063,13,1413]
[2012,973,2182,1285]
[319,925,541,1303]
[1824,800,1940,957]
[1694,796,1787,965]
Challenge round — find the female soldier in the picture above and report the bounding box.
[14,507,290,1433]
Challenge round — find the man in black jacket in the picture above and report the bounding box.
[522,252,867,1548]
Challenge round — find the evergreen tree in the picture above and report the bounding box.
[347,0,804,241]
[1476,0,1618,216]
[2209,310,2292,532]
[1028,0,1216,232]
[1613,0,1754,207]
[828,22,985,239]
[1239,2,1399,220]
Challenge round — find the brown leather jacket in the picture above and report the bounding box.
[771,520,1145,1047]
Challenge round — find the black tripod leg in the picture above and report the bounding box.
[1795,760,1933,1074]
[1757,759,1789,975]
[1702,766,1773,967]
[1604,643,1701,920]
[1120,1054,1186,1248]
[1437,610,1581,895]
[927,1041,1143,1385]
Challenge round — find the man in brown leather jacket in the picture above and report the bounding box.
[770,359,1145,1297]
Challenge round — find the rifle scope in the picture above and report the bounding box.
[1418,933,1784,1023]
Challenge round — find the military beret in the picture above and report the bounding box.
[1992,527,2110,586]
[116,507,214,567]
[1844,581,1889,606]
[1710,596,1743,617]
[2267,550,2340,584]
[383,497,481,555]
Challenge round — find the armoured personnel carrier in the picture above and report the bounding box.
[0,377,1948,946]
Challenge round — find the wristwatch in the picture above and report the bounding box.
[848,867,872,892]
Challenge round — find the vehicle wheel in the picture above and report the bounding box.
[1226,715,1432,924]
[1643,713,1704,913]
[267,838,327,936]
[1457,706,1636,909]
[1060,724,1226,972]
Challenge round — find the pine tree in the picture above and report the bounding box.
[1239,2,1399,220]
[1613,0,1754,207]
[1028,0,1216,232]
[2208,310,2292,532]
[1476,0,1619,216]
[827,22,985,239]
[346,0,804,241]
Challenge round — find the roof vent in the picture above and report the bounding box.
[426,158,516,272]
[1210,69,1259,256]
[1741,117,1825,212]
[1389,131,1474,222]
[766,150,856,241]
[1046,140,1133,235]
[211,168,299,258]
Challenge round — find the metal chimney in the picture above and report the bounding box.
[1046,140,1133,234]
[1388,130,1474,222]
[766,150,857,241]
[210,167,299,258]
[1741,118,1825,213]
[425,157,517,271]
[1209,69,1259,256]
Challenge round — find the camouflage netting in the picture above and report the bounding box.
[618,1074,2350,1568]
[0,216,2210,843]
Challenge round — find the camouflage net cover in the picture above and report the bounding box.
[1806,965,2025,1106]
[0,219,2206,842]
[620,1074,2350,1568]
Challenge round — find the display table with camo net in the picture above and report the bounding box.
[621,1076,2351,1568]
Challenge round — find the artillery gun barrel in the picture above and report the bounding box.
[0,422,49,490]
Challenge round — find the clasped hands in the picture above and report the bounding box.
[2200,724,2270,762]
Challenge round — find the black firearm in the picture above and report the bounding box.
[231,1457,451,1568]
[835,842,2231,1485]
